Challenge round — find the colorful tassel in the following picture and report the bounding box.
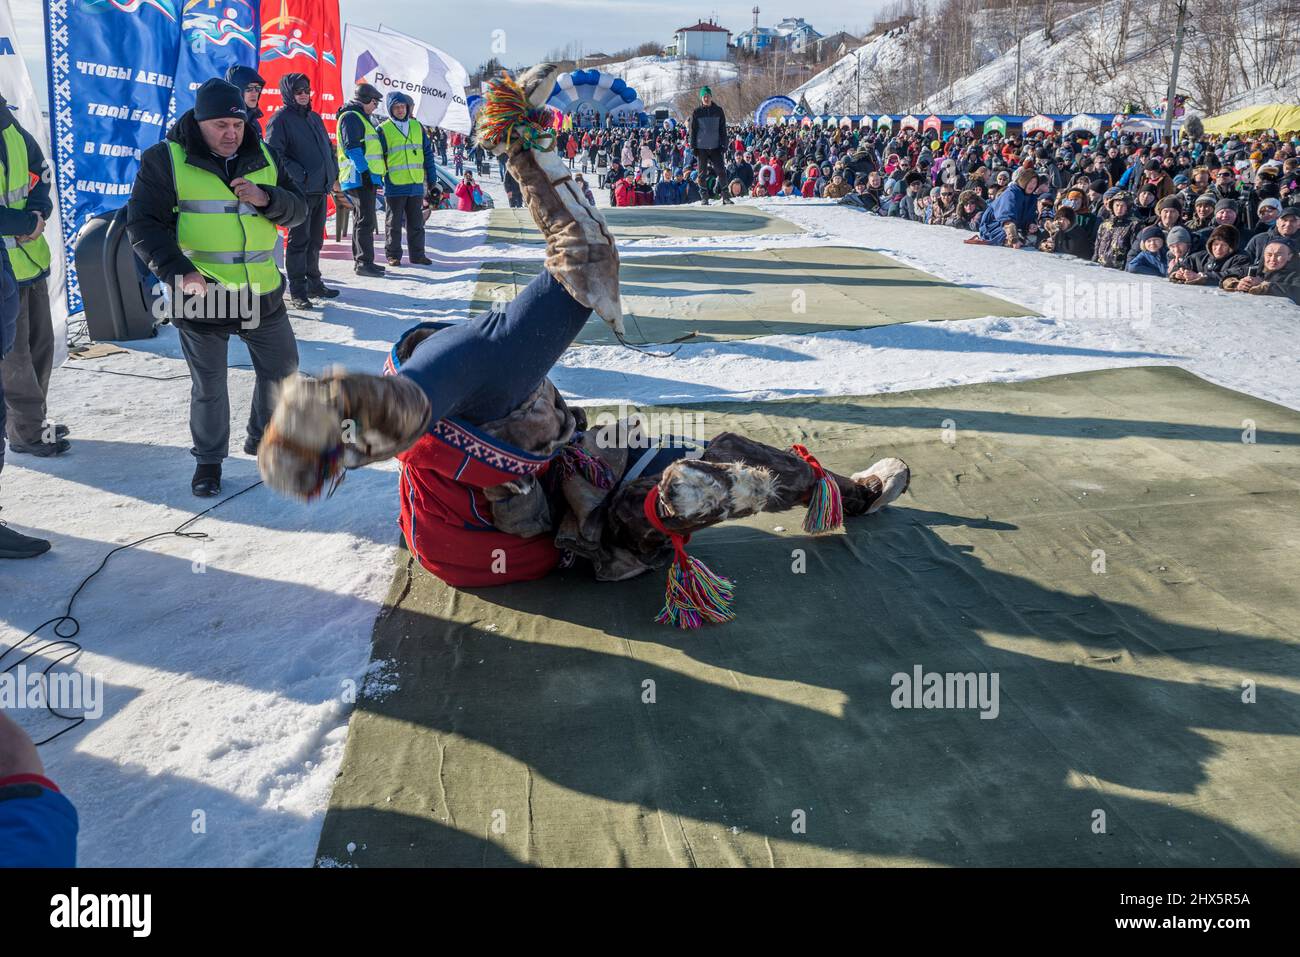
[643,486,735,629]
[791,444,843,534]
[476,72,556,153]
[558,442,615,489]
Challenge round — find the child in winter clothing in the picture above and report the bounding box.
[1126,225,1168,277]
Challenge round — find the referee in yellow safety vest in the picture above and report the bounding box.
[376,92,437,266]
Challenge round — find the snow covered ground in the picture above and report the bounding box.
[3,173,1297,866]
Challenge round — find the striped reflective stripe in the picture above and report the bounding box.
[2,184,28,205]
[388,163,422,172]
[1,236,16,249]
[186,249,274,265]
[178,199,261,216]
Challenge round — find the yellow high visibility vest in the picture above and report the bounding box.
[1,123,53,283]
[168,140,281,294]
[378,119,426,186]
[337,111,387,182]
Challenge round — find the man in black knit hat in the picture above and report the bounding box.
[127,78,307,497]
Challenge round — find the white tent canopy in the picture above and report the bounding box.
[1063,113,1102,135]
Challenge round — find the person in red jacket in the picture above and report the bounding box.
[256,65,910,628]
[454,171,477,211]
[614,172,637,207]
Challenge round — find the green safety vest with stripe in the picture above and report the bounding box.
[168,140,281,294]
[377,119,427,186]
[1,123,53,283]
[337,110,387,183]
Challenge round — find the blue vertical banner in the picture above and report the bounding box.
[45,0,184,312]
[171,0,261,121]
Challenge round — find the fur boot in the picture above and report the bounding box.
[258,370,432,500]
[475,65,625,335]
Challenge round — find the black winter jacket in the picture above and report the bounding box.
[1245,227,1299,266]
[264,73,339,195]
[690,103,727,151]
[126,110,307,327]
[1181,248,1251,285]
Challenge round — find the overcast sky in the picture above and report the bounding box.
[10,1,891,109]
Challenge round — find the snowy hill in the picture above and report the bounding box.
[788,21,921,116]
[596,55,740,107]
[790,0,1300,118]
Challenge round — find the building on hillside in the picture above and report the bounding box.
[735,26,780,53]
[812,31,859,60]
[777,17,823,53]
[736,15,824,54]
[669,20,732,61]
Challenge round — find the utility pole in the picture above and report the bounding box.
[1014,38,1022,115]
[1164,0,1189,142]
[853,48,861,116]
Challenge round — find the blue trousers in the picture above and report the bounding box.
[399,267,592,425]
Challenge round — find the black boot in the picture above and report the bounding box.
[9,437,70,456]
[410,256,434,265]
[192,463,222,498]
[308,282,340,299]
[355,262,386,278]
[0,519,51,559]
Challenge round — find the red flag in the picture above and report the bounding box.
[258,0,345,142]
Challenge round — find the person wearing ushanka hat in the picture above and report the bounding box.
[1174,224,1251,286]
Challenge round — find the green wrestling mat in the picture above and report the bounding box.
[486,203,803,246]
[317,366,1300,867]
[470,246,1036,345]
